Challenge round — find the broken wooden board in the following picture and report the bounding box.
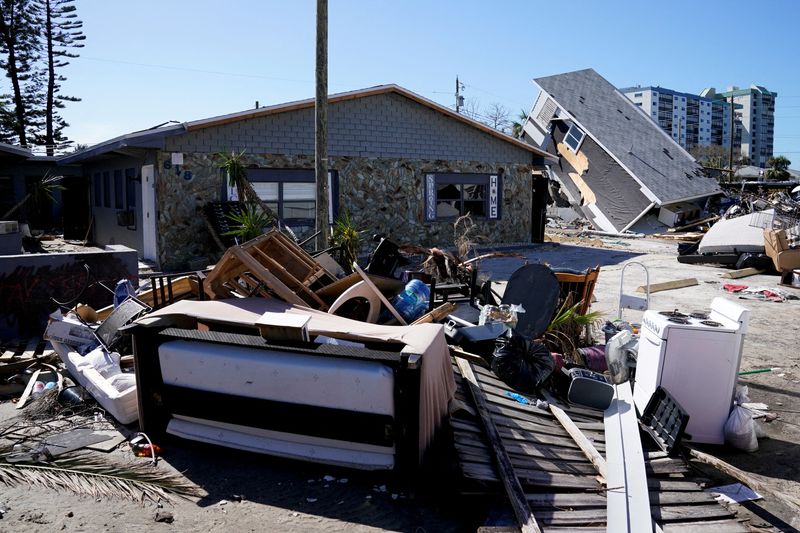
[721,267,765,279]
[455,357,543,533]
[637,278,698,294]
[451,358,747,532]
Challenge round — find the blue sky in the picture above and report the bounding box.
[60,0,800,161]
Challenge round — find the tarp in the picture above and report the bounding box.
[141,298,457,463]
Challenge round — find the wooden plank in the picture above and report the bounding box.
[459,461,603,491]
[525,491,717,510]
[452,348,491,368]
[412,301,457,325]
[455,358,543,533]
[15,369,41,409]
[452,417,606,453]
[721,267,765,279]
[454,432,591,463]
[352,262,407,325]
[636,278,698,294]
[686,445,800,514]
[549,404,607,482]
[20,338,38,359]
[651,504,733,522]
[666,215,719,233]
[230,247,308,306]
[456,446,604,476]
[605,383,653,533]
[526,492,606,509]
[0,349,16,361]
[659,519,749,533]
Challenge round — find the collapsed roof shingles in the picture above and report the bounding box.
[534,68,721,205]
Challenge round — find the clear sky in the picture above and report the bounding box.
[59,0,800,162]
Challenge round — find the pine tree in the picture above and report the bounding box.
[0,0,42,146]
[37,0,83,154]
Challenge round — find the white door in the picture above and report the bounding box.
[141,164,157,261]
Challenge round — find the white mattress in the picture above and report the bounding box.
[158,339,395,416]
[698,210,772,254]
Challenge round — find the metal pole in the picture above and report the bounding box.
[455,76,461,113]
[315,0,329,248]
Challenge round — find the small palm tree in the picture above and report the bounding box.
[511,109,529,138]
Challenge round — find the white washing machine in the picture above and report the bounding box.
[633,298,749,444]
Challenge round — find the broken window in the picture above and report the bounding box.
[564,124,585,153]
[425,173,500,222]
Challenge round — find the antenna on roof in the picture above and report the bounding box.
[255,101,260,109]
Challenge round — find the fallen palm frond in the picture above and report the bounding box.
[0,451,204,503]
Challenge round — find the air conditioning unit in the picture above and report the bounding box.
[0,221,19,235]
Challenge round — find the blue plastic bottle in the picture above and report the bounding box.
[392,279,431,322]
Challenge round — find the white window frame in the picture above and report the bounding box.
[564,123,586,153]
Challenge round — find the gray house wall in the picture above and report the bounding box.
[84,153,152,253]
[166,93,533,164]
[86,92,540,270]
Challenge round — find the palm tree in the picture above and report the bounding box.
[511,109,529,138]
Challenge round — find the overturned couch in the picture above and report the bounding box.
[128,298,456,471]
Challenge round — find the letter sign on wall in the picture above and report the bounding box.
[425,174,436,222]
[489,174,498,219]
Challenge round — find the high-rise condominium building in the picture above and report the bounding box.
[621,86,732,152]
[702,86,776,168]
[622,84,776,168]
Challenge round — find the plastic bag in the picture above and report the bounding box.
[479,304,525,329]
[724,386,758,452]
[491,334,555,393]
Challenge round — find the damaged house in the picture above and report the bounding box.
[521,69,721,233]
[61,85,556,270]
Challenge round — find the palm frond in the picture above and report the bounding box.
[0,453,203,503]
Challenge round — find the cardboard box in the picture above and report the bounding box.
[764,229,800,272]
[44,317,97,348]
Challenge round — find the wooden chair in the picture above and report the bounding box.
[553,266,600,315]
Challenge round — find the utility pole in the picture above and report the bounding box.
[455,76,464,113]
[728,97,735,183]
[315,0,329,248]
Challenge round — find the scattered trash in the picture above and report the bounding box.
[491,334,554,393]
[706,483,763,504]
[724,387,760,452]
[154,510,174,523]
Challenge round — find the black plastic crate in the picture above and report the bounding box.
[639,386,690,455]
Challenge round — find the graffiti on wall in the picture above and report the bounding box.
[0,254,136,340]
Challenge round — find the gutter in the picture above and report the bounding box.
[620,201,657,233]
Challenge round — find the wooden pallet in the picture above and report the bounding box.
[451,361,752,532]
[204,230,338,309]
[0,338,56,377]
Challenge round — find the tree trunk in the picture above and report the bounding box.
[44,0,54,155]
[0,2,28,146]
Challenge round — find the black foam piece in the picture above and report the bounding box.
[501,263,559,339]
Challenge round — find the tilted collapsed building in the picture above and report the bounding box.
[521,68,722,233]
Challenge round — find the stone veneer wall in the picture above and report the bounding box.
[154,150,532,270]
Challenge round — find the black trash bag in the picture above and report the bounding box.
[491,334,555,393]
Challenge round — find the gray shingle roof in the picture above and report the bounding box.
[534,69,720,204]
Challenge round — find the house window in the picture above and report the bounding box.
[102,171,111,208]
[114,170,124,209]
[245,168,339,236]
[93,173,102,207]
[125,168,136,210]
[425,173,501,221]
[563,124,585,153]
